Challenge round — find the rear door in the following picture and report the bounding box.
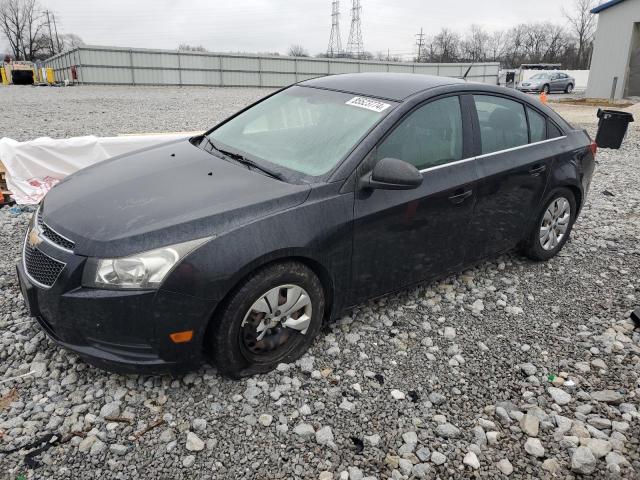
[465,95,556,262]
[350,95,478,303]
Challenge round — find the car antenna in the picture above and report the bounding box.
[462,63,474,81]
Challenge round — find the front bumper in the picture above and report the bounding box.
[517,86,542,93]
[17,232,217,374]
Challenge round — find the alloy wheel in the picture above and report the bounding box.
[240,284,312,357]
[539,197,571,251]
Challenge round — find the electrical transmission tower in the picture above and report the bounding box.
[416,28,426,63]
[346,0,364,59]
[327,1,342,57]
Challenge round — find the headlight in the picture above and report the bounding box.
[82,237,210,290]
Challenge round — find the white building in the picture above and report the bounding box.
[587,0,640,99]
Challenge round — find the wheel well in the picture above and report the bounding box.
[206,256,335,333]
[566,184,583,214]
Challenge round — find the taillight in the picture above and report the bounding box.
[589,141,597,156]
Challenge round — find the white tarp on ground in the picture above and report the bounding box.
[0,134,192,204]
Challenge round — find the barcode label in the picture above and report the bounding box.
[345,96,391,113]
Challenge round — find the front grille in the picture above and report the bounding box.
[23,243,65,287]
[37,209,75,251]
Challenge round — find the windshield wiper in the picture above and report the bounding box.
[207,141,285,181]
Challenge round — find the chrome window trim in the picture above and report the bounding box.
[36,207,75,254]
[419,136,567,174]
[22,225,67,290]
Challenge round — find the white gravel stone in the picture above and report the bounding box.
[547,387,572,405]
[293,423,315,440]
[571,446,597,474]
[496,459,513,475]
[315,426,334,445]
[258,414,273,427]
[463,451,480,469]
[520,415,539,437]
[430,451,447,465]
[524,437,545,457]
[185,431,205,452]
[390,389,405,400]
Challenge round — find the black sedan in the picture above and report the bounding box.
[17,73,596,378]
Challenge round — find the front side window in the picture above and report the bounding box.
[375,96,463,170]
[208,86,394,177]
[527,107,546,143]
[474,95,528,154]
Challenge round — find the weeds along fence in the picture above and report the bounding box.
[45,46,500,87]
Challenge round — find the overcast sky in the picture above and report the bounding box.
[6,0,576,57]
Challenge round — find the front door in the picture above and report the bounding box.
[465,95,553,262]
[350,95,478,303]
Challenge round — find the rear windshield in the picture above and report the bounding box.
[208,86,395,177]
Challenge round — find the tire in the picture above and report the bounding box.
[523,188,577,261]
[542,84,550,94]
[565,83,574,94]
[207,261,325,378]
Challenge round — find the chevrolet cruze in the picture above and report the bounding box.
[17,73,596,378]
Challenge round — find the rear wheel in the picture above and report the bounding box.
[542,84,550,94]
[565,83,574,94]
[523,188,576,261]
[207,261,325,378]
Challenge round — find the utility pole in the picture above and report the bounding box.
[45,10,56,56]
[346,0,364,59]
[327,1,342,58]
[52,13,62,53]
[415,28,425,63]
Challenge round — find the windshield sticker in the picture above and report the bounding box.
[345,96,391,113]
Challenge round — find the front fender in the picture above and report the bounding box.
[160,184,354,319]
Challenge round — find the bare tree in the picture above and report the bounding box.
[562,0,597,68]
[432,28,460,62]
[461,24,489,62]
[178,44,208,52]
[0,0,47,60]
[287,44,309,57]
[486,30,506,62]
[0,0,25,59]
[59,32,83,51]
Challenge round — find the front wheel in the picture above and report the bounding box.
[207,261,325,378]
[542,84,550,94]
[523,188,577,261]
[565,83,574,94]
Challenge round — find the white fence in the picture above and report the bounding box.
[45,45,500,88]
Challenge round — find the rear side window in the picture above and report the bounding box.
[474,95,528,154]
[527,107,546,143]
[376,96,463,170]
[547,120,563,139]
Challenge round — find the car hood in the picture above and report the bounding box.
[41,139,311,257]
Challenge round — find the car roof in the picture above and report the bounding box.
[299,73,466,102]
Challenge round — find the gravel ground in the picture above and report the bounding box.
[0,86,639,479]
[1,85,275,140]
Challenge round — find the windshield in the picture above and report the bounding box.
[207,86,394,177]
[530,73,550,80]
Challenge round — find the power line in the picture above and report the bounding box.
[327,1,342,57]
[346,0,364,59]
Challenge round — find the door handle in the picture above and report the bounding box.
[529,164,547,176]
[448,189,473,205]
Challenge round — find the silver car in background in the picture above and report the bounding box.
[517,72,575,94]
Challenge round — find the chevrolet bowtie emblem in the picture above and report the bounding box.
[28,225,43,249]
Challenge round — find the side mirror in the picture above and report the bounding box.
[361,157,423,191]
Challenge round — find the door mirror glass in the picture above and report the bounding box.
[363,157,423,190]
